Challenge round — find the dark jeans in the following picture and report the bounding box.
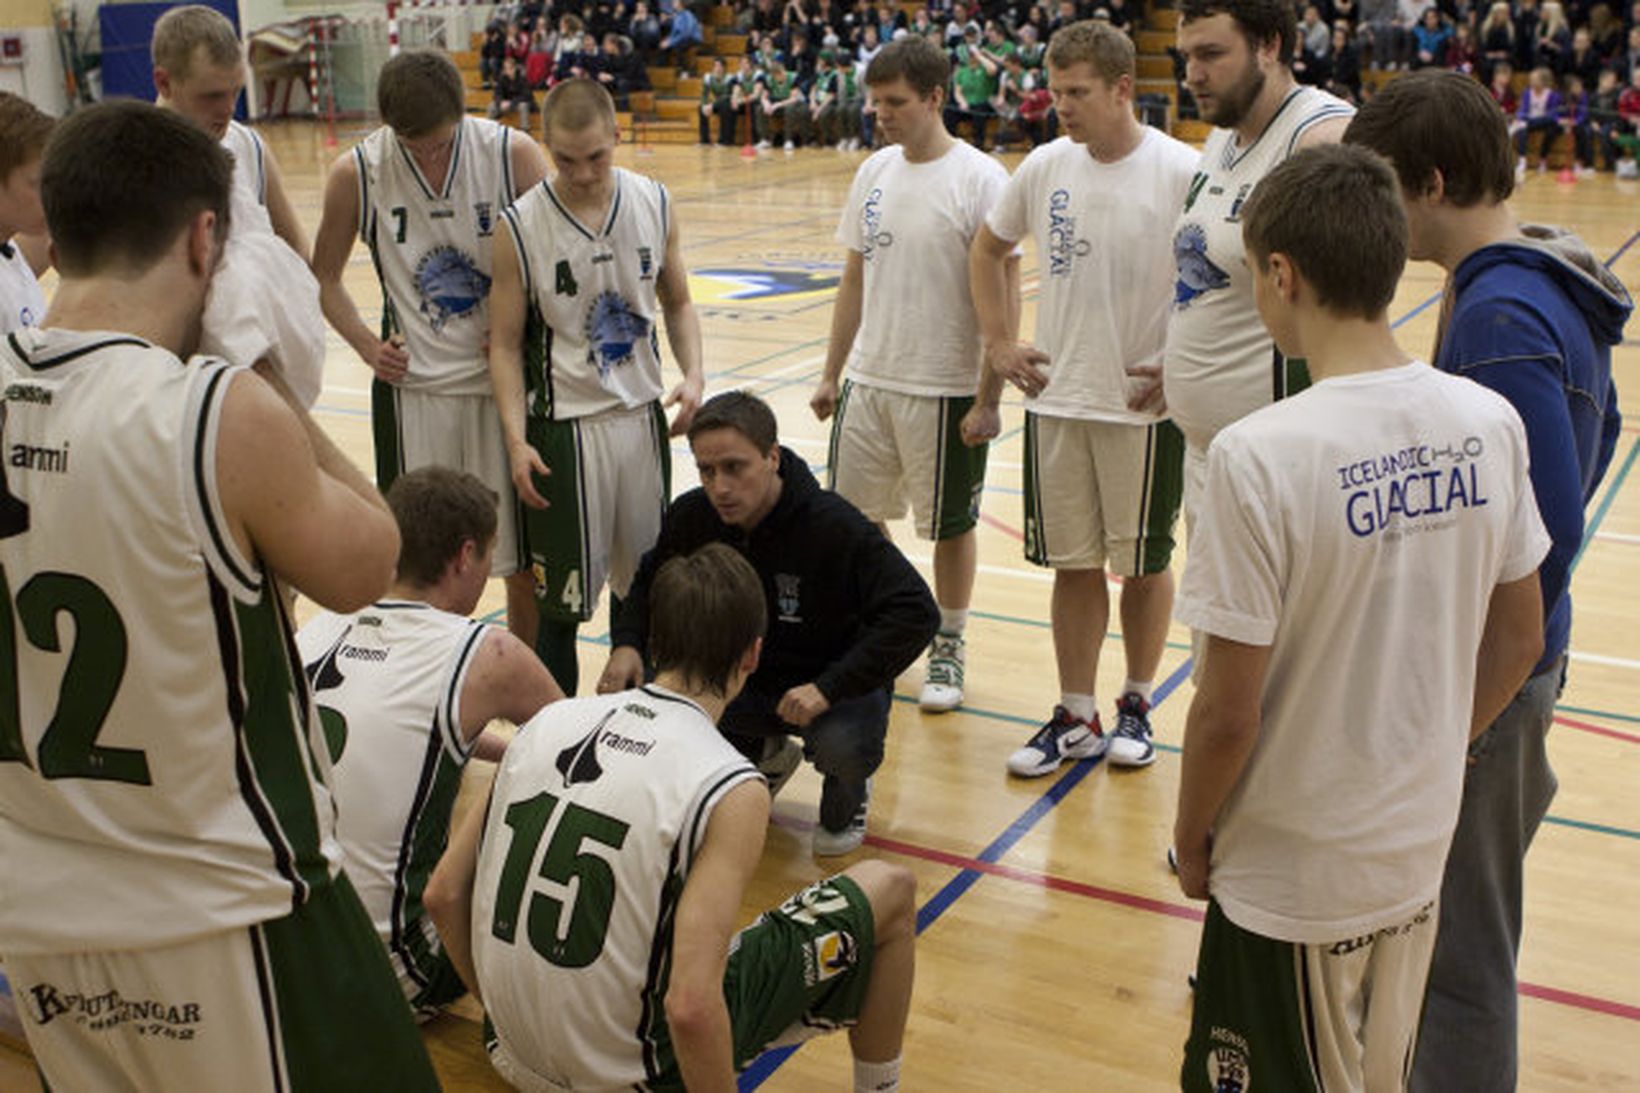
[1514,116,1560,158]
[700,97,736,144]
[943,103,994,147]
[721,685,890,830]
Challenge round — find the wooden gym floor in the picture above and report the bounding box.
[3,122,1635,1090]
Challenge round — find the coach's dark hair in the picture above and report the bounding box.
[1179,0,1297,64]
[864,35,951,96]
[386,466,500,586]
[648,544,766,697]
[1343,69,1514,207]
[43,101,230,277]
[0,93,53,182]
[1240,144,1407,319]
[377,50,465,137]
[686,390,779,455]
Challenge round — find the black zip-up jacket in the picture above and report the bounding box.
[610,447,939,702]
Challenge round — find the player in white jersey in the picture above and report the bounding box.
[971,22,1199,777]
[811,36,1012,716]
[0,94,51,334]
[314,50,551,633]
[153,6,327,406]
[1173,146,1550,1093]
[297,467,564,1017]
[489,78,704,696]
[0,102,435,1091]
[1161,0,1353,522]
[426,543,917,1091]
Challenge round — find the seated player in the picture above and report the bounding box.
[1172,144,1549,1092]
[426,543,917,1091]
[296,467,563,1017]
[0,93,51,333]
[599,392,939,855]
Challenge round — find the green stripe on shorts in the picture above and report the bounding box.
[1182,900,1323,1093]
[933,395,987,541]
[1022,412,1047,566]
[370,380,402,493]
[258,873,439,1091]
[524,416,593,623]
[1135,420,1184,575]
[825,380,854,492]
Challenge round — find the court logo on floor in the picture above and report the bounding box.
[686,267,841,307]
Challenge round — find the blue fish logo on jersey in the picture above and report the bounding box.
[1173,222,1231,309]
[585,291,651,377]
[414,245,491,331]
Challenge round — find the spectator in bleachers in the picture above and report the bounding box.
[875,1,908,39]
[1104,0,1135,37]
[744,0,782,37]
[594,32,648,105]
[588,0,620,43]
[1513,0,1542,68]
[1050,0,1080,35]
[700,55,738,143]
[481,22,506,88]
[1478,2,1516,80]
[1332,0,1360,30]
[730,51,764,136]
[1586,3,1624,60]
[526,25,554,88]
[813,50,862,145]
[944,35,997,146]
[756,56,811,147]
[1513,64,1564,169]
[1617,66,1640,174]
[489,55,537,126]
[1446,21,1479,72]
[630,1,663,54]
[1017,22,1047,66]
[1536,0,1573,72]
[1623,25,1640,79]
[1413,7,1452,66]
[1361,0,1412,69]
[1590,64,1625,164]
[858,23,885,64]
[1489,57,1520,110]
[1568,27,1605,86]
[1558,70,1596,173]
[660,2,704,72]
[1295,4,1334,83]
[507,19,530,65]
[1331,21,1364,98]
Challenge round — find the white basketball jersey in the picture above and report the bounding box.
[296,602,492,999]
[221,119,274,237]
[503,167,669,421]
[1164,86,1354,451]
[472,686,761,1089]
[0,242,45,333]
[0,328,339,956]
[356,117,516,396]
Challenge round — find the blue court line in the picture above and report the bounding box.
[1558,703,1640,725]
[738,653,1196,1090]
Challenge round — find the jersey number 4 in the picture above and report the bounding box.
[0,566,146,784]
[491,790,629,968]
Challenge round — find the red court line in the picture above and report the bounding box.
[1555,714,1640,746]
[979,512,1025,542]
[771,814,1640,1023]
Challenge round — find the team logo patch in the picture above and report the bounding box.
[860,187,892,261]
[556,723,607,787]
[1172,223,1231,309]
[775,573,802,622]
[806,930,857,985]
[304,633,351,762]
[414,245,491,331]
[585,290,651,378]
[638,245,654,279]
[686,267,841,306]
[474,200,494,237]
[1207,1026,1251,1092]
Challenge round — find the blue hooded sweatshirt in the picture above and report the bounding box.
[1436,225,1632,675]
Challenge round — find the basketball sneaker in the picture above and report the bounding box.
[1108,692,1156,768]
[758,737,804,800]
[813,777,870,856]
[1005,707,1106,777]
[918,633,965,713]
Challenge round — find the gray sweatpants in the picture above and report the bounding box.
[1411,657,1564,1093]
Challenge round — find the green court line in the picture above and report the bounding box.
[1557,703,1640,725]
[1543,815,1640,841]
[1573,436,1639,573]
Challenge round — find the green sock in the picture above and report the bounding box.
[534,618,580,697]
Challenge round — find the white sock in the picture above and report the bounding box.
[1060,692,1096,723]
[937,607,968,636]
[1123,679,1154,704]
[854,1056,901,1093]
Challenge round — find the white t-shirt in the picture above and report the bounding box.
[0,241,45,333]
[221,120,274,237]
[987,130,1200,423]
[836,140,1009,398]
[1164,86,1355,450]
[1176,361,1550,944]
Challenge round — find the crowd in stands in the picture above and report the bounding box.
[478,0,1640,166]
